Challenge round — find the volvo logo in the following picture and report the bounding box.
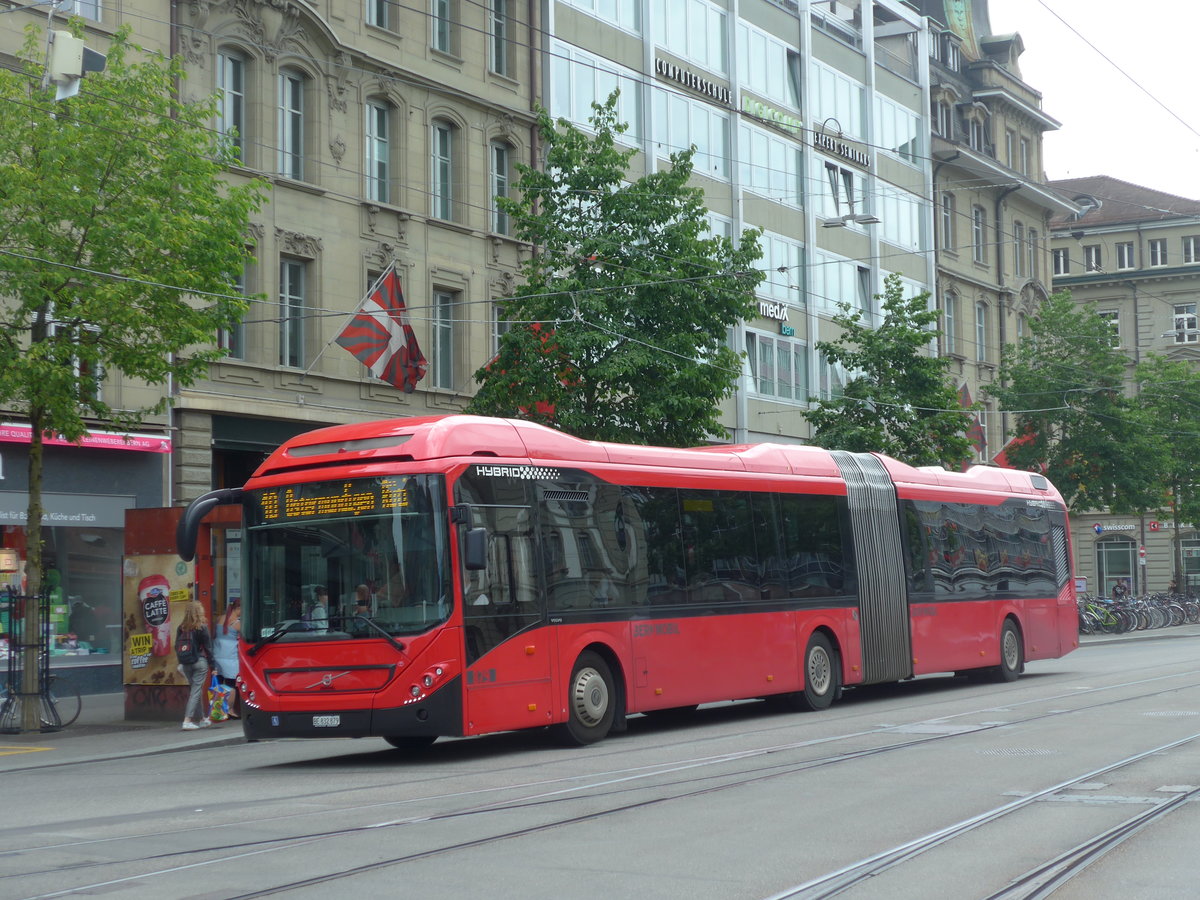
[305,671,351,690]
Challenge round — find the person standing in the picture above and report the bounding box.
[308,586,329,634]
[176,600,215,731]
[212,599,241,719]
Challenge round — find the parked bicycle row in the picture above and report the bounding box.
[1077,592,1200,634]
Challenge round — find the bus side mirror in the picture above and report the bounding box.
[464,527,488,570]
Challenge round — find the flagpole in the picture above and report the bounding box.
[302,262,396,379]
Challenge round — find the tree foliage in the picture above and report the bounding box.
[0,25,267,594]
[802,274,975,467]
[986,292,1163,512]
[466,97,762,446]
[1134,355,1200,584]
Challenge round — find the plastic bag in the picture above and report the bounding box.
[208,672,231,723]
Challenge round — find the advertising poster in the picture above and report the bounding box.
[122,554,193,686]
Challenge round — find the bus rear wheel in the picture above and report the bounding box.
[560,651,615,745]
[994,620,1024,683]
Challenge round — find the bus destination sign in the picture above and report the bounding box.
[259,479,409,522]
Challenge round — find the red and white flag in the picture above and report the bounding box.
[335,266,427,392]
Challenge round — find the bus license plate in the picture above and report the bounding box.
[313,715,340,727]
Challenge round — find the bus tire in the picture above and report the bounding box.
[798,632,838,711]
[560,651,615,745]
[994,620,1023,683]
[384,735,437,752]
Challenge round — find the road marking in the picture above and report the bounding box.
[0,745,53,756]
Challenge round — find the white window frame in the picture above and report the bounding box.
[652,87,729,179]
[737,22,800,110]
[1053,247,1069,275]
[747,331,808,403]
[1116,241,1134,270]
[758,231,803,302]
[218,270,248,360]
[279,259,306,368]
[367,0,390,29]
[1174,303,1198,344]
[432,0,453,53]
[433,289,457,388]
[738,122,801,206]
[972,206,987,263]
[278,70,305,180]
[940,192,955,251]
[874,95,920,165]
[810,62,865,140]
[490,141,511,235]
[46,306,104,403]
[650,0,727,75]
[551,42,643,143]
[943,292,958,356]
[975,301,988,363]
[1184,236,1200,264]
[490,0,510,77]
[217,51,245,160]
[1083,244,1102,272]
[559,0,641,33]
[1013,221,1026,277]
[365,101,390,204]
[1097,309,1120,347]
[70,1,100,19]
[431,121,454,220]
[1149,237,1168,267]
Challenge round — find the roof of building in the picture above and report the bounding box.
[1048,175,1200,229]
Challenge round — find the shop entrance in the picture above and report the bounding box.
[1095,537,1136,597]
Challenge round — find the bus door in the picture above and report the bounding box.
[461,500,553,735]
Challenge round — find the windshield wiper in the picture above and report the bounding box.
[248,621,299,657]
[248,616,407,657]
[350,615,407,653]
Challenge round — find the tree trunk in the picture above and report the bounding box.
[21,405,45,732]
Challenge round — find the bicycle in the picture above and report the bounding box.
[0,672,82,733]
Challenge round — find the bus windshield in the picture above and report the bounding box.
[243,474,451,641]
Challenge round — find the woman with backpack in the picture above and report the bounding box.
[175,600,216,731]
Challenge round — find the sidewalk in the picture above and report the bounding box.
[0,691,243,771]
[3,624,1198,771]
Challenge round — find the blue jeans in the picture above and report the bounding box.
[182,659,210,721]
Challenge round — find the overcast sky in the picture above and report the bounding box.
[986,0,1200,201]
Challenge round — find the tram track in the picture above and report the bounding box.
[7,668,1200,899]
[762,733,1200,899]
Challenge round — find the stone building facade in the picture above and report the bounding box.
[917,0,1075,462]
[1049,175,1200,595]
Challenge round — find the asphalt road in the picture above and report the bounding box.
[2,628,1198,899]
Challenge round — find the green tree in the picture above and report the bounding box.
[986,292,1162,512]
[802,274,975,467]
[466,97,763,446]
[0,28,266,605]
[1134,355,1200,588]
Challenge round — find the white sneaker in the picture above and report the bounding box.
[199,719,212,728]
[182,721,199,730]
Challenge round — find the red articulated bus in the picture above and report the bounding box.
[177,415,1078,750]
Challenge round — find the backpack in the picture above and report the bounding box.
[175,628,199,664]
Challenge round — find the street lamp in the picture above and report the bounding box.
[820,213,881,228]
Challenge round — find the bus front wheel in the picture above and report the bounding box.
[799,632,839,711]
[560,651,615,745]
